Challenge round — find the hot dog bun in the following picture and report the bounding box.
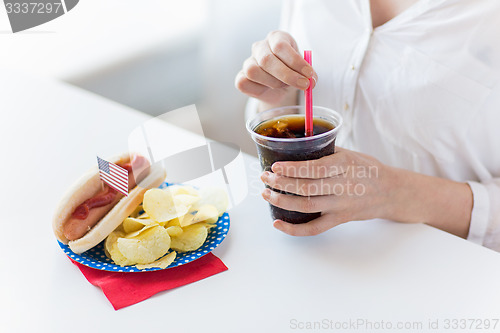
[53,153,166,254]
[52,153,130,244]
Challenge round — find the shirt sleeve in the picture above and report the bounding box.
[467,179,500,251]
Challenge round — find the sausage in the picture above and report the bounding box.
[63,155,149,241]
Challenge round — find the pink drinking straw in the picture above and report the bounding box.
[304,50,313,137]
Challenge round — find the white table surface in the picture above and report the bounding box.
[2,70,500,333]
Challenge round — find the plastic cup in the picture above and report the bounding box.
[246,105,343,224]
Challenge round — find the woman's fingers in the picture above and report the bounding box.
[242,57,287,89]
[235,70,297,104]
[252,40,311,90]
[235,30,319,102]
[261,171,348,196]
[272,150,348,179]
[256,146,386,237]
[267,31,314,78]
[261,188,339,213]
[234,70,269,98]
[273,215,345,236]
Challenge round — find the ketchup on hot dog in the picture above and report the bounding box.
[71,187,117,220]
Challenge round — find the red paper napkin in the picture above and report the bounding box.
[71,253,227,310]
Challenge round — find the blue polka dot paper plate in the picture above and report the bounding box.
[57,183,230,272]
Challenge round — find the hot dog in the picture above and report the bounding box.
[53,153,166,254]
[62,154,148,241]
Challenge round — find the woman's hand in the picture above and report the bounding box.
[234,30,317,109]
[260,147,391,236]
[260,147,473,238]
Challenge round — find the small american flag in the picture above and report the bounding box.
[97,156,129,196]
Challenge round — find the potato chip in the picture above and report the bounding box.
[135,251,177,270]
[194,204,219,223]
[166,217,181,227]
[205,216,218,224]
[106,185,224,267]
[104,230,123,258]
[122,217,156,234]
[125,224,157,238]
[192,187,229,216]
[166,226,183,237]
[179,213,194,227]
[129,204,144,218]
[174,194,199,208]
[181,205,218,227]
[113,223,125,233]
[170,224,208,252]
[168,184,199,197]
[105,231,135,266]
[143,188,189,222]
[137,212,149,219]
[110,247,135,266]
[117,226,171,264]
[200,222,217,230]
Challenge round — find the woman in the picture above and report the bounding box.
[235,0,500,251]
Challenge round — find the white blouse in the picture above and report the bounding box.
[249,0,500,251]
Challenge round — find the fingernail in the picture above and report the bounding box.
[272,163,282,173]
[262,188,271,199]
[261,171,270,181]
[301,66,313,77]
[311,76,317,85]
[297,78,309,89]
